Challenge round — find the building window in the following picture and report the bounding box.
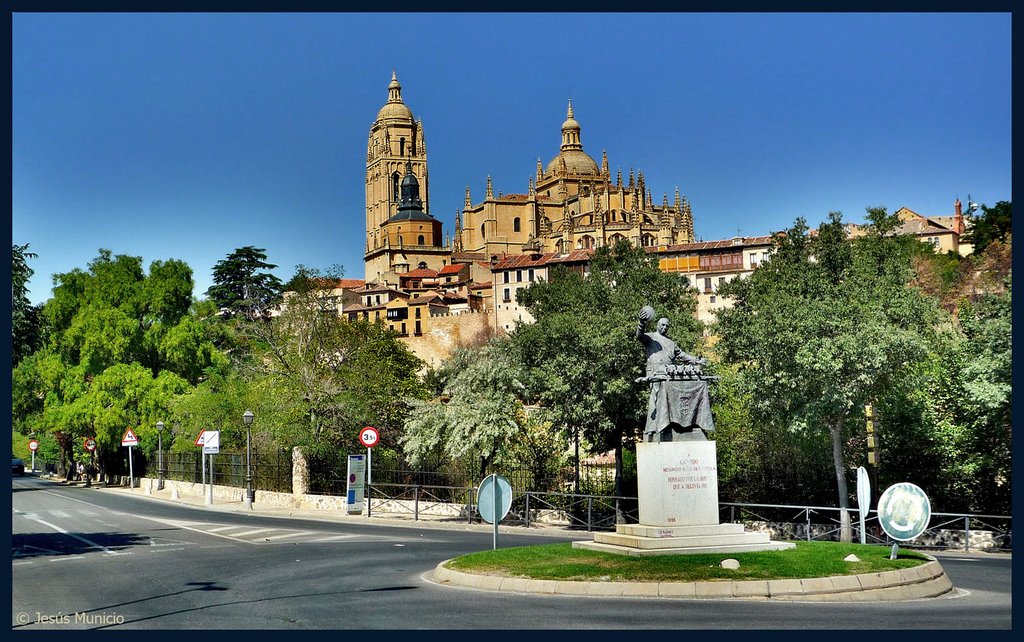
[503,288,511,302]
[418,235,425,245]
[401,322,406,335]
[528,268,534,282]
[399,137,406,156]
[392,172,400,201]
[503,272,510,283]
[513,217,521,233]
[516,269,523,282]
[719,276,726,287]
[375,295,381,305]
[703,277,712,293]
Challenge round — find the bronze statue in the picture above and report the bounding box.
[635,305,716,442]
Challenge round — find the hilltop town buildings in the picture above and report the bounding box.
[316,73,973,367]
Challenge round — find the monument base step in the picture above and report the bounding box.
[573,522,796,556]
[572,539,796,556]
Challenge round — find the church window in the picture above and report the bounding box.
[481,224,486,239]
[418,261,427,269]
[513,217,521,233]
[392,172,400,201]
[418,235,425,245]
[400,137,406,156]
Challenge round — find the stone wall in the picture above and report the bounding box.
[400,308,495,369]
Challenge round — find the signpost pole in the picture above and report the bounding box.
[31,449,35,473]
[206,454,213,505]
[491,473,499,550]
[128,445,134,489]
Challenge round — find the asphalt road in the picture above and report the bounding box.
[10,475,1012,630]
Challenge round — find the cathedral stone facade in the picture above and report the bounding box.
[364,73,697,285]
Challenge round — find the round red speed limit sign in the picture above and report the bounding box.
[83,437,97,452]
[28,439,39,452]
[359,426,379,448]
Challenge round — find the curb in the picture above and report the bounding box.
[431,558,956,602]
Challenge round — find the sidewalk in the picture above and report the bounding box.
[40,473,578,539]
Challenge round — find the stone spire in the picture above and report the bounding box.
[536,158,543,182]
[628,168,635,190]
[454,210,463,252]
[616,167,622,188]
[387,70,402,103]
[464,186,472,208]
[601,150,609,177]
[528,176,535,198]
[674,188,682,213]
[485,175,493,200]
[416,118,426,155]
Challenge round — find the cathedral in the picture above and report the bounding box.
[364,72,697,285]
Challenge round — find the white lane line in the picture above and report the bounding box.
[19,514,126,556]
[306,534,360,543]
[49,556,87,562]
[262,531,317,541]
[151,548,186,553]
[206,525,244,533]
[230,528,280,538]
[48,510,72,518]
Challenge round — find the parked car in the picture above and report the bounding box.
[12,457,26,475]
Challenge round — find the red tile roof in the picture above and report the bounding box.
[400,268,439,278]
[438,264,465,275]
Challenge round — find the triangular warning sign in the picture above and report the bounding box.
[194,430,206,447]
[122,428,139,446]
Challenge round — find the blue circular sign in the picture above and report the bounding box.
[477,474,512,524]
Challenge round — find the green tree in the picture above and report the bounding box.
[715,210,941,540]
[962,200,1011,254]
[401,339,527,474]
[510,240,701,509]
[12,243,44,365]
[238,268,425,448]
[12,250,222,479]
[206,246,283,319]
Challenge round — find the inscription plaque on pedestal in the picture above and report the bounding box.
[637,441,719,527]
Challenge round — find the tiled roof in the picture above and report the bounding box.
[401,268,439,278]
[438,264,465,275]
[657,236,776,253]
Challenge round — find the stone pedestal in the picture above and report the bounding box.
[573,441,794,556]
[637,441,719,526]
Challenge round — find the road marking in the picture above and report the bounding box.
[48,510,72,518]
[207,525,244,532]
[306,534,361,543]
[48,556,87,562]
[263,531,317,541]
[230,528,280,538]
[17,514,126,556]
[151,548,186,553]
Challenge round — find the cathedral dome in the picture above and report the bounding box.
[545,99,598,175]
[376,71,414,121]
[546,150,599,175]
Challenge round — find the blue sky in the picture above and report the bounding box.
[12,12,1012,306]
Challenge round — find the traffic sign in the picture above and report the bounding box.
[359,426,379,448]
[202,430,220,454]
[83,437,97,452]
[121,428,139,447]
[28,439,39,452]
[194,430,206,446]
[878,482,931,542]
[478,474,513,524]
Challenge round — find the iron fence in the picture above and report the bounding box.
[164,450,292,493]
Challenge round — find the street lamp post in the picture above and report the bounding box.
[156,421,165,491]
[243,410,255,508]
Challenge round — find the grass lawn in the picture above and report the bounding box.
[445,541,931,583]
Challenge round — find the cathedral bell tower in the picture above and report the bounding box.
[365,71,429,279]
